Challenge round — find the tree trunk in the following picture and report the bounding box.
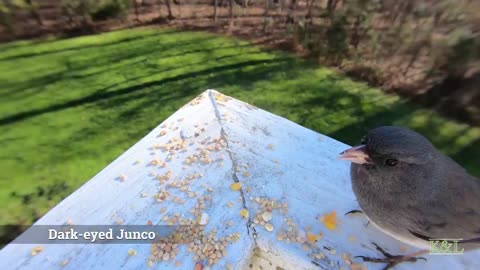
[350,15,362,50]
[264,0,269,16]
[229,0,234,28]
[286,0,297,24]
[0,0,16,35]
[306,0,315,20]
[26,0,42,26]
[214,0,218,21]
[326,0,338,21]
[79,0,92,30]
[165,0,174,19]
[133,0,140,21]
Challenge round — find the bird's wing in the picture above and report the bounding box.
[407,168,480,249]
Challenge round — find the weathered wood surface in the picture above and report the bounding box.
[0,90,478,270]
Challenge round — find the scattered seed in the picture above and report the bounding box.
[230,182,242,191]
[268,143,275,150]
[226,263,233,270]
[342,253,353,264]
[243,171,250,177]
[240,209,249,218]
[277,234,284,241]
[350,263,368,270]
[307,232,321,242]
[128,248,137,256]
[31,246,44,256]
[261,211,273,222]
[322,211,338,230]
[119,174,127,181]
[175,261,182,267]
[147,259,154,267]
[61,259,69,267]
[198,212,209,225]
[314,252,325,259]
[141,192,149,198]
[265,223,274,232]
[159,130,167,136]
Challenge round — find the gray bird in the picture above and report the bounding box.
[339,126,480,269]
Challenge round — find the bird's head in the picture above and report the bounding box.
[339,126,437,169]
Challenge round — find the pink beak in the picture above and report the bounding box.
[338,145,372,164]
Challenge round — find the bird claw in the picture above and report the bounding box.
[372,242,394,257]
[355,243,427,270]
[344,209,363,216]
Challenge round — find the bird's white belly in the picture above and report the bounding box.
[368,218,431,251]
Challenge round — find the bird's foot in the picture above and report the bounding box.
[355,243,427,270]
[344,209,363,216]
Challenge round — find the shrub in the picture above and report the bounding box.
[90,0,131,22]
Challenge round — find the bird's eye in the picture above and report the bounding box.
[360,136,367,144]
[385,159,398,166]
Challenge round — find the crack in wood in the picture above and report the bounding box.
[207,90,258,241]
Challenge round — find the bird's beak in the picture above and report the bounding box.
[338,145,372,164]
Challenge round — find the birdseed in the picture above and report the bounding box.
[322,211,338,230]
[61,259,69,267]
[240,209,249,218]
[230,182,242,191]
[261,211,273,222]
[31,246,44,256]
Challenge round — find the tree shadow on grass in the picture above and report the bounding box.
[0,58,289,126]
[0,36,260,101]
[0,29,180,62]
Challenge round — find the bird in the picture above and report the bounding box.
[338,126,480,269]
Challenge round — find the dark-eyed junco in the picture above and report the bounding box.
[339,126,480,269]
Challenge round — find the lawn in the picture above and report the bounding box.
[0,27,479,244]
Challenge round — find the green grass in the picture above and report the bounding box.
[0,27,479,243]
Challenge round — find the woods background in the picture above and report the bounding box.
[1,0,479,125]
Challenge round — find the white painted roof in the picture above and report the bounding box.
[0,90,478,270]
